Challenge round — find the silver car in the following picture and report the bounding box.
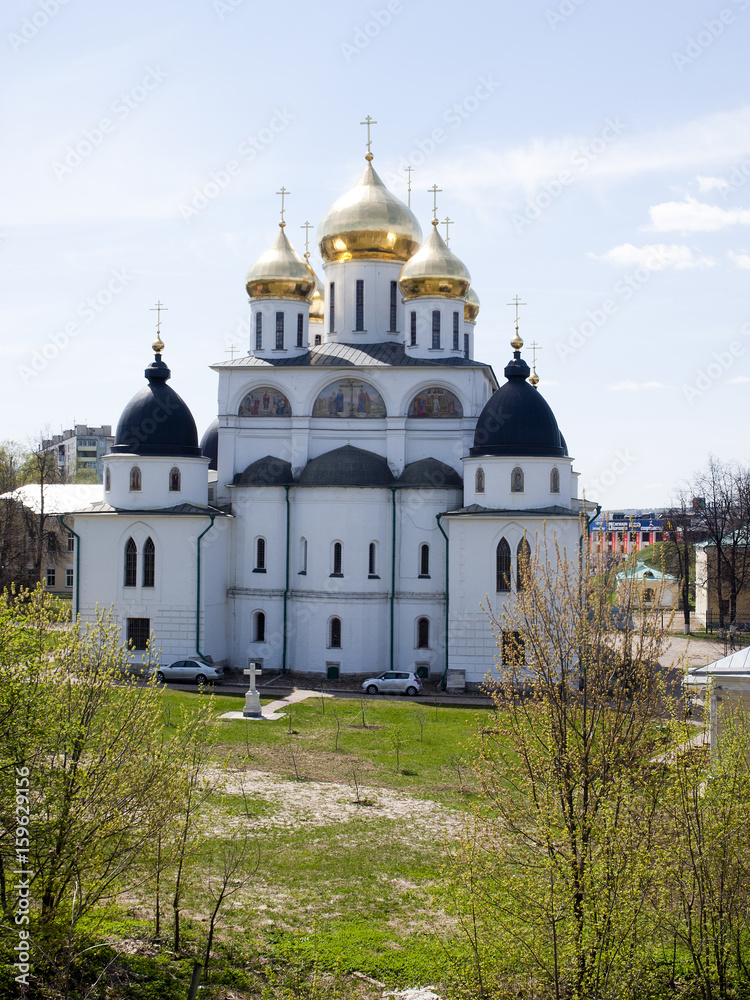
[152,657,224,685]
[361,671,423,696]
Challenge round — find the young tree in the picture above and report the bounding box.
[663,493,701,634]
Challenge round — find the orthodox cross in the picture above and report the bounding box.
[405,165,414,208]
[225,344,239,360]
[507,295,527,349]
[443,216,454,245]
[300,220,313,258]
[276,186,290,227]
[150,300,168,334]
[244,661,262,691]
[360,115,377,156]
[428,184,442,224]
[529,340,542,368]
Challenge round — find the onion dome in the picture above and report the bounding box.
[318,159,422,263]
[245,225,315,302]
[470,337,567,458]
[464,286,480,323]
[200,418,219,471]
[112,339,201,457]
[399,222,471,301]
[298,445,394,487]
[307,266,324,324]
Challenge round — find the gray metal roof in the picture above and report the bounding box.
[76,502,230,516]
[211,342,494,372]
[233,456,294,487]
[398,458,463,488]
[446,504,578,517]
[297,445,395,487]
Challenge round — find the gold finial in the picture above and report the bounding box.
[276,186,290,228]
[150,300,168,353]
[443,216,454,245]
[428,184,442,226]
[300,220,313,259]
[529,340,542,385]
[405,165,414,209]
[507,294,526,351]
[360,115,377,160]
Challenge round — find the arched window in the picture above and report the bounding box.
[255,537,266,572]
[299,537,307,575]
[169,467,181,492]
[129,467,141,492]
[368,542,377,577]
[517,538,531,591]
[511,467,524,493]
[124,538,137,587]
[143,537,155,587]
[417,617,430,649]
[419,544,430,577]
[329,617,342,648]
[475,468,485,494]
[550,467,560,494]
[496,538,511,593]
[105,467,111,492]
[254,611,266,642]
[331,541,343,576]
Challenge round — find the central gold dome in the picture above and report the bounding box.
[318,160,423,263]
[246,226,315,302]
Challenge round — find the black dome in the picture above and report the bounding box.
[298,446,394,487]
[113,353,201,458]
[200,419,219,471]
[471,353,567,458]
[233,455,293,486]
[398,458,463,488]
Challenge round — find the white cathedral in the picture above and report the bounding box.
[72,142,587,687]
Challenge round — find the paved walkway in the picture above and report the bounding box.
[219,687,333,722]
[661,634,728,671]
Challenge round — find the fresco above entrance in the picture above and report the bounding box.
[312,379,386,418]
[408,387,463,418]
[239,387,292,417]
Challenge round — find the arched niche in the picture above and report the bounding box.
[239,387,292,417]
[312,379,386,418]
[408,386,463,418]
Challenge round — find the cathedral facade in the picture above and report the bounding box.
[72,146,585,686]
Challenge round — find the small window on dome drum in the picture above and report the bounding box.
[431,311,441,349]
[355,280,364,331]
[129,467,141,492]
[275,312,284,350]
[105,467,111,492]
[475,468,485,494]
[255,312,262,351]
[410,312,417,346]
[550,467,560,494]
[390,281,398,331]
[329,283,335,333]
[463,333,469,359]
[296,313,304,348]
[169,467,181,492]
[452,312,459,350]
[511,467,524,493]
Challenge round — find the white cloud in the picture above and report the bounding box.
[728,251,750,269]
[728,376,750,384]
[591,243,716,269]
[609,381,666,391]
[647,195,750,233]
[696,175,730,192]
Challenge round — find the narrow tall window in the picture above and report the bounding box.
[124,537,137,587]
[332,541,343,576]
[329,617,342,648]
[410,311,417,346]
[431,310,441,349]
[67,533,75,552]
[550,467,560,494]
[299,537,308,575]
[417,617,430,649]
[475,468,485,494]
[46,567,55,587]
[390,281,398,331]
[169,467,181,492]
[511,467,524,493]
[368,542,377,576]
[355,279,364,331]
[143,537,155,587]
[496,538,511,592]
[275,311,284,350]
[129,466,141,491]
[517,538,531,591]
[105,467,111,492]
[255,537,266,572]
[255,312,263,351]
[329,282,335,332]
[463,333,469,359]
[65,567,74,588]
[452,311,460,350]
[254,611,266,642]
[296,313,304,348]
[419,543,430,577]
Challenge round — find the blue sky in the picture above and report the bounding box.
[2,0,749,508]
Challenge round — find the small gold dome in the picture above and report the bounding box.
[399,223,471,301]
[464,286,480,323]
[306,264,324,323]
[318,160,422,263]
[246,226,315,302]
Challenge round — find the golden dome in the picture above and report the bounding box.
[246,226,315,302]
[318,160,422,263]
[464,286,480,323]
[398,222,471,301]
[306,263,324,323]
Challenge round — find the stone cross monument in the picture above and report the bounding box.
[243,661,263,719]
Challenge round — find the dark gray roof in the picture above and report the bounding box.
[211,341,494,372]
[76,502,230,516]
[446,504,578,517]
[200,418,219,471]
[233,456,293,487]
[398,458,463,488]
[297,445,395,487]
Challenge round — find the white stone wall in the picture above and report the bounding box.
[104,454,209,509]
[321,259,404,343]
[462,455,575,510]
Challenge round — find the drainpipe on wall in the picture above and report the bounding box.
[59,515,80,620]
[196,514,216,659]
[436,512,449,691]
[390,487,397,671]
[282,485,290,674]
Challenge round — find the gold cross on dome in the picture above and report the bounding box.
[405,165,414,208]
[360,115,377,156]
[225,344,239,360]
[507,295,527,350]
[443,216,454,245]
[150,300,168,334]
[529,340,542,367]
[276,186,290,227]
[301,220,313,258]
[428,184,442,224]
